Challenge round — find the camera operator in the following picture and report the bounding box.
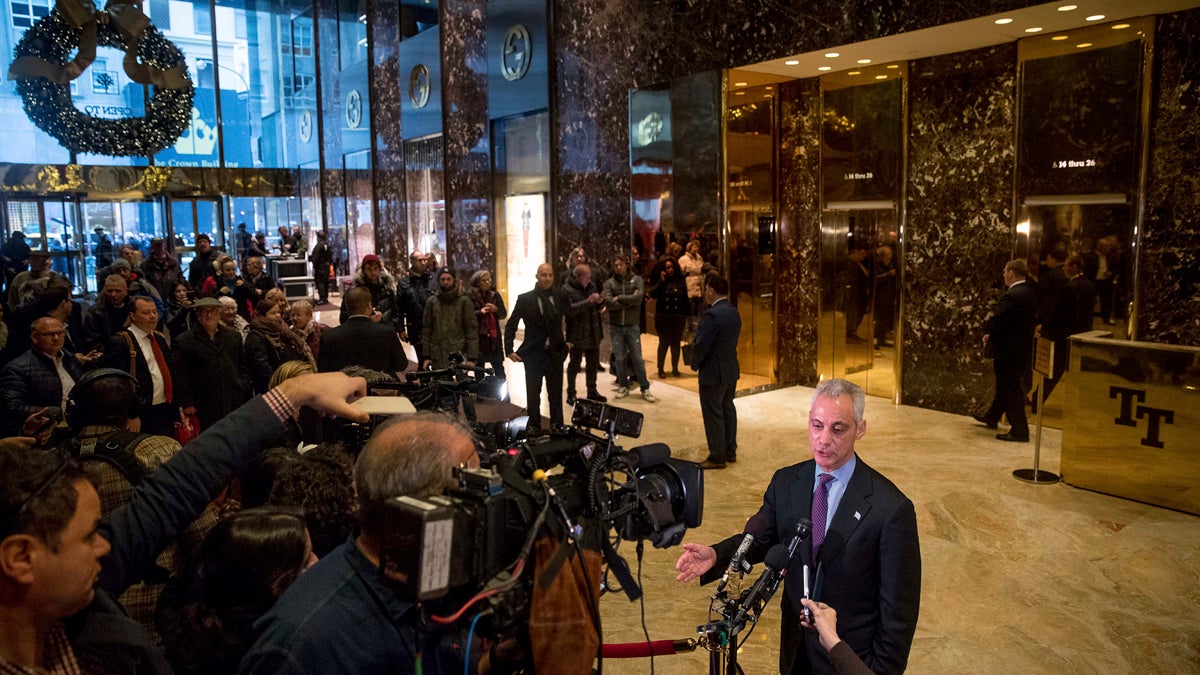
[0,373,367,674]
[237,413,480,674]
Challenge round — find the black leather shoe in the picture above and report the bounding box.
[699,460,727,470]
[566,394,577,406]
[586,392,607,403]
[972,414,998,429]
[995,432,1029,442]
[726,454,737,463]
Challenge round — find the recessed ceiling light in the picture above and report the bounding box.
[825,52,840,58]
[1057,4,1077,11]
[1086,14,1105,21]
[1052,35,1068,40]
[1025,27,1043,33]
[1111,23,1130,30]
[886,64,899,69]
[765,86,773,90]
[785,60,800,65]
[857,59,871,64]
[763,94,772,98]
[1076,42,1093,48]
[734,82,748,87]
[995,18,1013,25]
[734,91,745,96]
[818,66,832,71]
[848,71,861,76]
[874,75,887,80]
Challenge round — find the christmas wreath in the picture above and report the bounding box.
[7,0,194,157]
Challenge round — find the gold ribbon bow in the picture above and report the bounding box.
[8,0,189,90]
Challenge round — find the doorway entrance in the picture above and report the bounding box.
[817,206,900,400]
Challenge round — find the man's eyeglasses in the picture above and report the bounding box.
[1,453,71,540]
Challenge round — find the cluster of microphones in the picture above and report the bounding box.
[713,517,813,634]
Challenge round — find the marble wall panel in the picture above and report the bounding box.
[1139,9,1200,346]
[903,44,1017,415]
[315,0,346,243]
[369,0,409,275]
[441,0,493,276]
[777,78,821,386]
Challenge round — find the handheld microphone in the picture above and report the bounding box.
[715,533,755,595]
[731,544,792,630]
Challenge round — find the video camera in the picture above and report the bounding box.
[377,397,704,638]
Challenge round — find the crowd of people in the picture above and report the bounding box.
[0,229,871,674]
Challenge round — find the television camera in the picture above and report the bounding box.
[363,364,703,665]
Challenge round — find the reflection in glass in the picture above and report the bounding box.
[405,136,446,266]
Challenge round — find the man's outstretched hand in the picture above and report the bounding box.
[674,542,717,582]
[277,372,370,423]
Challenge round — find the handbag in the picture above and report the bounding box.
[175,413,201,445]
[682,342,695,367]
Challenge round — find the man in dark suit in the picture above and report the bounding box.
[975,259,1037,442]
[675,379,921,674]
[693,275,741,469]
[504,263,568,433]
[318,286,409,375]
[1036,254,1096,406]
[103,296,193,437]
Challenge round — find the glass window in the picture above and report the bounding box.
[10,0,52,29]
[194,3,211,35]
[146,0,171,31]
[338,0,367,69]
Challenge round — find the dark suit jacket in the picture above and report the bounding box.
[984,280,1036,367]
[503,288,567,361]
[173,324,251,429]
[705,457,921,675]
[103,328,192,408]
[318,315,409,374]
[692,297,741,386]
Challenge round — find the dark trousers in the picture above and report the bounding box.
[524,352,565,429]
[567,344,600,397]
[314,271,329,303]
[142,402,179,438]
[655,314,687,373]
[984,358,1029,437]
[699,382,737,462]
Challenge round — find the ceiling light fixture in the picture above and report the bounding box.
[1112,23,1130,30]
[848,71,861,76]
[1077,42,1093,48]
[818,66,832,71]
[886,64,899,69]
[734,91,745,96]
[874,75,887,80]
[857,59,871,64]
[734,82,748,87]
[1052,35,1068,40]
[825,52,840,58]
[1086,14,1105,21]
[1025,27,1043,33]
[1057,4,1077,11]
[785,60,800,65]
[995,18,1013,25]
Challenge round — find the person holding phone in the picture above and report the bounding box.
[0,317,84,435]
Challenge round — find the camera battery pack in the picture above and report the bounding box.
[380,496,456,601]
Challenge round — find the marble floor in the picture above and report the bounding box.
[497,373,1200,674]
[317,294,1198,673]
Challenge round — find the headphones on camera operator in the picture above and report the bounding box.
[60,368,153,487]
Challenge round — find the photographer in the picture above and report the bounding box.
[0,373,368,673]
[237,413,479,674]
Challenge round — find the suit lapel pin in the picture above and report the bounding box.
[854,511,862,521]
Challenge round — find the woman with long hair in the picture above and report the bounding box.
[164,280,196,338]
[648,256,690,378]
[245,298,313,393]
[157,507,317,675]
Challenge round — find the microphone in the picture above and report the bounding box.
[627,443,670,469]
[731,544,791,630]
[715,533,755,595]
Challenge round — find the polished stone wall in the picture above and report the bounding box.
[369,0,409,276]
[441,0,493,276]
[1140,9,1200,346]
[777,78,822,386]
[315,0,347,259]
[903,44,1017,414]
